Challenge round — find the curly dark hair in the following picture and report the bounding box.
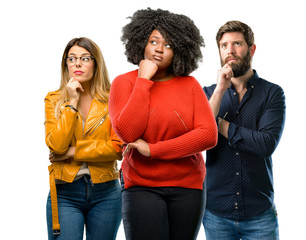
[121,8,205,76]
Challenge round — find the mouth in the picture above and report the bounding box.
[226,56,240,64]
[74,71,84,75]
[153,55,163,61]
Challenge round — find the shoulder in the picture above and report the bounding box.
[45,90,61,103]
[203,84,217,97]
[112,69,138,84]
[261,78,283,90]
[253,74,285,107]
[252,70,283,93]
[177,75,201,87]
[256,76,285,97]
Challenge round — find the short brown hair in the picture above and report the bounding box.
[216,21,254,48]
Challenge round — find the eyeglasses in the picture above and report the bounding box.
[66,56,94,66]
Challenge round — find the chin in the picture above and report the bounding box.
[75,77,91,82]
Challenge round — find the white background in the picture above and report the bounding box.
[0,0,304,239]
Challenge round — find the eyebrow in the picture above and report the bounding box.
[68,53,91,56]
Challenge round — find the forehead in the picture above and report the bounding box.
[219,32,246,44]
[68,45,90,55]
[149,29,165,39]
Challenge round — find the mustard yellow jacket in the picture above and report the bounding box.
[45,90,122,184]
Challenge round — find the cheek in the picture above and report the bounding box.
[88,66,95,78]
[144,45,150,59]
[67,67,74,78]
[165,50,174,63]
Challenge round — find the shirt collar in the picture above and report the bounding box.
[247,70,258,89]
[229,69,259,90]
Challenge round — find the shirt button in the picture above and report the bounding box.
[251,85,254,88]
[233,92,237,95]
[236,110,239,114]
[236,192,240,195]
[236,172,240,176]
[236,152,239,156]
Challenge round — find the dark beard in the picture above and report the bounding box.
[221,50,251,78]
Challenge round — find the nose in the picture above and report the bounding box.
[75,57,82,67]
[227,44,235,55]
[155,43,164,53]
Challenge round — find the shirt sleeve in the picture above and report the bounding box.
[109,73,154,143]
[228,86,286,158]
[149,80,218,160]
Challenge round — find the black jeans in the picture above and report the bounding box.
[121,182,206,240]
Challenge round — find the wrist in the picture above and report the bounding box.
[69,99,78,108]
[65,104,78,112]
[214,86,227,95]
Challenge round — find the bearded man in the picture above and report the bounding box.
[202,21,286,240]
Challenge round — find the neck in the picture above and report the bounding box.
[231,68,254,91]
[78,82,93,104]
[80,81,91,95]
[152,70,174,82]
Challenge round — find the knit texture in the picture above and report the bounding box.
[109,70,218,189]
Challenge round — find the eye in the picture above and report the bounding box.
[220,43,227,49]
[68,57,76,63]
[165,44,171,49]
[82,56,91,62]
[150,40,157,45]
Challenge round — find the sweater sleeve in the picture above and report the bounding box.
[109,72,154,143]
[149,79,218,160]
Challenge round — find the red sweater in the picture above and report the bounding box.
[109,70,218,190]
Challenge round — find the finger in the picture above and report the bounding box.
[222,65,233,78]
[77,83,85,92]
[223,64,233,75]
[223,63,230,69]
[122,144,132,156]
[71,81,84,93]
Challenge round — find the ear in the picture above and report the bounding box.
[250,44,256,57]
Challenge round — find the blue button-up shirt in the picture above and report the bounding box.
[203,70,286,220]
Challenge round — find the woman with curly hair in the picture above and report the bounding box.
[109,8,218,240]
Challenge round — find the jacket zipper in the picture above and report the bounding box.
[88,113,108,136]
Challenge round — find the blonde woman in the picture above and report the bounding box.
[45,37,122,240]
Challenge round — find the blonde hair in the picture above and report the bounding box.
[55,37,110,118]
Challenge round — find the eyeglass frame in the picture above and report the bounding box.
[66,56,94,66]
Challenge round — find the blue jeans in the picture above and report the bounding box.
[46,176,122,240]
[203,206,279,240]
